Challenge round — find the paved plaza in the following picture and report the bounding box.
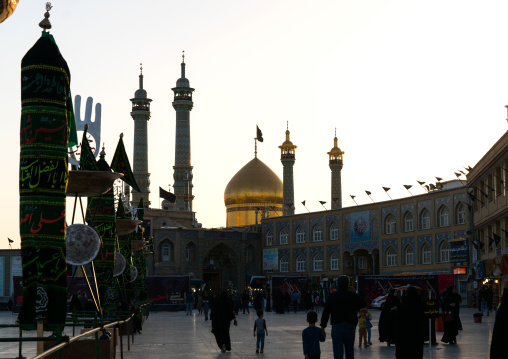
[0,308,496,358]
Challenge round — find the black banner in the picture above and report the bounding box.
[146,276,190,311]
[271,276,309,311]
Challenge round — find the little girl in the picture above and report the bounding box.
[358,308,368,347]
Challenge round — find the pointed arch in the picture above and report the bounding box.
[385,246,397,267]
[420,208,431,229]
[312,224,323,242]
[455,202,466,224]
[385,214,397,234]
[296,254,306,272]
[329,222,339,241]
[438,205,450,227]
[330,252,340,270]
[403,211,414,232]
[312,253,323,271]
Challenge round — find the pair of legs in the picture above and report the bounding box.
[293,300,298,313]
[331,323,356,359]
[366,327,372,344]
[186,303,193,315]
[358,327,367,346]
[481,301,489,315]
[256,332,265,352]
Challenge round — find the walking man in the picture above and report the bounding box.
[320,275,366,359]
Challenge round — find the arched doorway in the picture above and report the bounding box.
[203,243,238,293]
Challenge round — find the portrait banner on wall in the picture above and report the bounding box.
[350,211,371,241]
[263,248,278,270]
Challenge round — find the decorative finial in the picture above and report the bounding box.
[140,63,143,75]
[39,2,53,32]
[335,128,337,137]
[84,123,89,131]
[182,50,185,63]
[287,121,289,131]
[100,143,106,157]
[120,133,124,139]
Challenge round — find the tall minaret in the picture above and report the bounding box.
[172,52,195,211]
[130,64,152,207]
[328,129,344,209]
[279,122,297,216]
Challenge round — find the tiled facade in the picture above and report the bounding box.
[262,183,468,282]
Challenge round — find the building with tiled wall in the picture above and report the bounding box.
[262,181,469,297]
[467,130,508,302]
[0,249,22,305]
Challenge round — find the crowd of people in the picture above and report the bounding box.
[184,280,508,359]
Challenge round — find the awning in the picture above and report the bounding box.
[449,237,466,243]
[493,254,508,276]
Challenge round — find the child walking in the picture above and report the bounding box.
[358,308,368,347]
[302,310,325,359]
[254,309,268,353]
[365,307,373,345]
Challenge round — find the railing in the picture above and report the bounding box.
[0,303,150,359]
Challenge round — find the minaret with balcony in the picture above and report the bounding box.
[130,64,152,207]
[279,122,297,216]
[172,53,195,211]
[328,129,344,209]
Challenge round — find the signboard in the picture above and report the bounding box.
[263,248,278,270]
[450,238,469,267]
[357,274,454,307]
[453,267,466,275]
[350,211,371,241]
[146,276,190,311]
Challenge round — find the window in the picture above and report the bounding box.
[404,245,414,265]
[385,214,396,234]
[161,241,174,262]
[330,253,339,270]
[296,255,306,272]
[186,242,196,263]
[386,247,396,267]
[279,228,289,245]
[421,243,431,264]
[330,223,339,240]
[313,255,323,271]
[456,203,466,224]
[438,206,450,227]
[296,227,305,243]
[439,241,450,262]
[266,230,273,246]
[420,209,431,229]
[358,256,365,270]
[313,226,323,242]
[280,256,289,273]
[404,212,414,232]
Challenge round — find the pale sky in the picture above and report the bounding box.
[2,1,508,249]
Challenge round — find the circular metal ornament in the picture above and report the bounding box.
[129,265,138,283]
[0,0,19,24]
[113,252,126,278]
[66,224,101,266]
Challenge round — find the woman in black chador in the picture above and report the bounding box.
[378,288,400,346]
[395,286,424,359]
[490,288,508,359]
[211,291,238,352]
[441,285,461,344]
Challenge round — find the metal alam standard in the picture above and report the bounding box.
[18,4,76,324]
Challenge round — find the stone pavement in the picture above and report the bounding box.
[0,308,495,358]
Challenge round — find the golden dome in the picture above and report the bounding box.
[327,130,344,159]
[224,157,283,206]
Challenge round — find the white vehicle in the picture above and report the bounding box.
[370,285,423,309]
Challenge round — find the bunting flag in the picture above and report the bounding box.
[502,229,508,238]
[429,184,437,190]
[466,203,473,212]
[472,241,479,251]
[137,198,145,220]
[79,125,99,170]
[458,170,466,175]
[454,172,462,178]
[493,173,504,184]
[488,237,495,247]
[365,190,372,195]
[350,195,356,199]
[468,166,473,171]
[403,185,412,190]
[479,241,485,249]
[478,189,489,198]
[19,31,73,325]
[467,192,476,201]
[110,134,140,192]
[417,181,426,186]
[485,184,495,192]
[382,187,390,192]
[435,177,443,182]
[493,233,501,246]
[319,201,327,205]
[159,187,176,203]
[256,126,264,142]
[424,185,430,191]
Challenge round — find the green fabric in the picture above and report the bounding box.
[111,136,140,192]
[78,127,99,170]
[116,197,126,219]
[137,198,144,220]
[19,32,71,325]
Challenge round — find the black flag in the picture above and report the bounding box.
[493,233,501,246]
[365,190,372,196]
[382,187,390,192]
[403,185,412,190]
[485,184,495,192]
[472,241,479,251]
[319,201,326,205]
[417,181,426,186]
[350,195,356,199]
[159,187,176,203]
[301,200,306,206]
[256,126,264,142]
[435,177,443,182]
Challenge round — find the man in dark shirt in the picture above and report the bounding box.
[320,275,366,359]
